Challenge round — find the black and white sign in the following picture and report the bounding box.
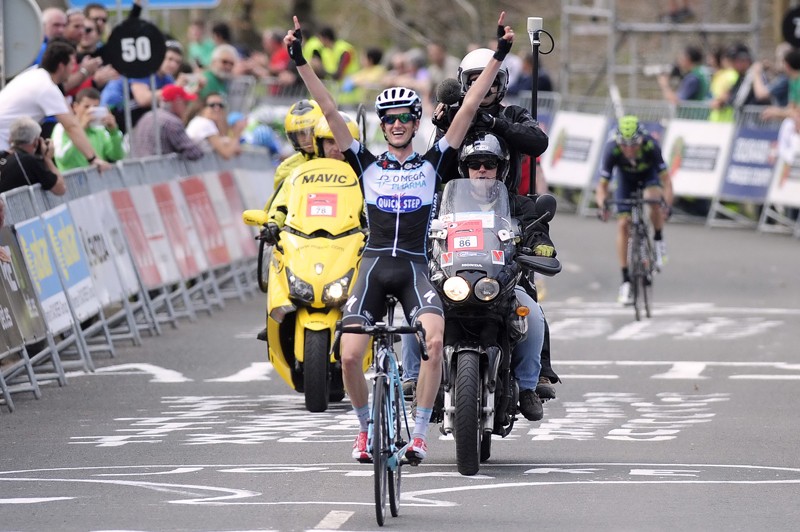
[103,18,166,78]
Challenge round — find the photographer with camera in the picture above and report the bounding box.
[0,117,66,196]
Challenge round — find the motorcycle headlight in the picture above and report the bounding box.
[322,268,354,305]
[286,267,314,303]
[474,277,500,301]
[443,276,470,302]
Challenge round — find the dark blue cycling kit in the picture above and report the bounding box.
[341,137,456,325]
[599,134,668,213]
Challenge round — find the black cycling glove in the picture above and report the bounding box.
[288,29,306,66]
[494,24,512,61]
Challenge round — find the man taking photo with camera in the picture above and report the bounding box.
[0,117,66,196]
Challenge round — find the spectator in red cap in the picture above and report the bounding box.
[130,84,204,160]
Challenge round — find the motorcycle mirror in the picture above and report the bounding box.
[242,209,269,227]
[534,194,557,223]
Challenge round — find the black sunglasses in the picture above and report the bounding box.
[207,102,226,109]
[466,159,498,170]
[381,112,415,124]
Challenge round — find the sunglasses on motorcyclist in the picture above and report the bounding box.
[466,159,498,170]
[381,112,415,124]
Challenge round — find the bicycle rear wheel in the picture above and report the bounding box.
[388,379,403,517]
[372,375,388,526]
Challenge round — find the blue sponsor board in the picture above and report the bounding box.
[69,1,219,9]
[719,126,780,202]
[13,218,63,301]
[41,206,93,290]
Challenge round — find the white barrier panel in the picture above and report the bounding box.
[661,119,735,198]
[218,170,258,258]
[110,189,164,290]
[41,205,101,322]
[234,167,273,210]
[198,171,245,262]
[69,196,125,307]
[14,218,74,334]
[92,191,141,297]
[540,110,609,189]
[178,176,231,268]
[151,182,203,280]
[765,118,800,209]
[169,181,210,273]
[128,185,183,285]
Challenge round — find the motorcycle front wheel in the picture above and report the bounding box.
[303,329,330,412]
[454,352,481,476]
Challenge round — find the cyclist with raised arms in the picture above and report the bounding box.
[285,11,515,464]
[595,115,673,305]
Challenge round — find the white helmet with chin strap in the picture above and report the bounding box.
[457,48,509,103]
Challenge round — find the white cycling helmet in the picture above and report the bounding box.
[374,87,422,119]
[457,48,509,102]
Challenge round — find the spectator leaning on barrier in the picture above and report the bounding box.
[761,48,800,122]
[0,118,65,196]
[130,84,204,161]
[711,44,771,122]
[186,92,242,160]
[52,88,125,171]
[707,47,739,122]
[0,40,111,171]
[657,45,709,105]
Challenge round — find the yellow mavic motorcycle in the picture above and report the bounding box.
[243,158,368,411]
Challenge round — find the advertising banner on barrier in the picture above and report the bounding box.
[0,273,24,351]
[197,171,244,262]
[660,119,735,198]
[718,126,779,202]
[540,110,609,189]
[152,183,202,279]
[68,196,125,307]
[13,218,74,334]
[218,170,258,258]
[0,227,48,345]
[765,117,800,209]
[178,176,231,268]
[41,205,101,322]
[128,185,182,286]
[169,181,209,274]
[93,191,141,297]
[110,189,163,290]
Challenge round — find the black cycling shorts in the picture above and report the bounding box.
[342,255,443,326]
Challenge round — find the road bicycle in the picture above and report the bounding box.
[334,296,428,526]
[606,189,665,321]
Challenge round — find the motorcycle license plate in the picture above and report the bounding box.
[447,219,484,251]
[306,193,337,217]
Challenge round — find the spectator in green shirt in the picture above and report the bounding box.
[52,87,125,171]
[200,44,238,100]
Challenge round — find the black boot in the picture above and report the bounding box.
[536,317,559,400]
[519,389,543,421]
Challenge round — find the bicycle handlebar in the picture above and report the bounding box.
[332,320,429,361]
[604,198,666,207]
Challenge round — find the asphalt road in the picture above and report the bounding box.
[2,210,800,532]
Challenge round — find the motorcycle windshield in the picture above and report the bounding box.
[435,179,515,277]
[284,158,363,235]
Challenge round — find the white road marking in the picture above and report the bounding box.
[66,364,192,383]
[205,363,272,382]
[313,510,354,529]
[0,497,73,504]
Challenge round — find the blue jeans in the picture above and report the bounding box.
[401,286,544,391]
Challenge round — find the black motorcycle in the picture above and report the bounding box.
[428,178,560,476]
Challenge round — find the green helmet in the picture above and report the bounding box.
[616,115,643,146]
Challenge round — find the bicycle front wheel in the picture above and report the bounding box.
[372,375,388,526]
[388,379,402,517]
[629,229,643,321]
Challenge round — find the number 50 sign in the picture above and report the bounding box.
[102,17,166,78]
